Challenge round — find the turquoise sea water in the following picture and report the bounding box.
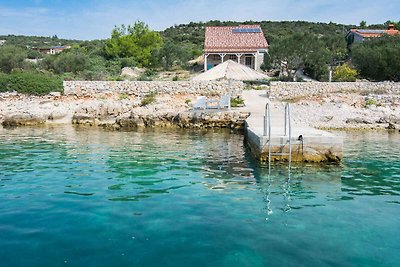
[0,126,399,267]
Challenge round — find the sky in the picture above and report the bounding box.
[0,0,399,40]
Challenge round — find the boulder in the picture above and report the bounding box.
[72,114,96,125]
[2,114,46,127]
[120,67,145,79]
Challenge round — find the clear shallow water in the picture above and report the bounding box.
[0,127,399,267]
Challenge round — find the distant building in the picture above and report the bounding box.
[345,24,400,48]
[0,40,6,46]
[33,45,71,55]
[204,25,269,71]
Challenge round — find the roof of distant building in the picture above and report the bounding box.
[348,24,400,38]
[205,25,268,53]
[50,46,69,49]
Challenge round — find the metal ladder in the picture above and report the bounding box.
[263,102,292,173]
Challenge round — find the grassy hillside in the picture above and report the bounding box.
[0,20,398,87]
[161,20,356,48]
[0,35,81,48]
[1,20,356,49]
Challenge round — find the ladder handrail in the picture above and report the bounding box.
[284,103,292,166]
[263,102,270,137]
[284,103,291,137]
[263,103,271,173]
[263,102,292,172]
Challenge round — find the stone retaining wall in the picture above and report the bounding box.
[63,81,243,97]
[269,82,400,99]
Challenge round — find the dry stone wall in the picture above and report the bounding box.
[63,81,243,97]
[269,82,400,99]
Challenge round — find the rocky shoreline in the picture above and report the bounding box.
[262,81,400,131]
[285,92,400,131]
[1,86,399,132]
[0,92,250,130]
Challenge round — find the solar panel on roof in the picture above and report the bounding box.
[357,30,385,34]
[232,28,261,33]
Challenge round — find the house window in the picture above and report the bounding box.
[211,54,220,60]
[228,55,237,61]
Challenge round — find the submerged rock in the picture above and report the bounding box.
[2,114,46,127]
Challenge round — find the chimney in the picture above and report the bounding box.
[388,24,395,30]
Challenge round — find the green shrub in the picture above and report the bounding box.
[140,92,156,106]
[144,69,156,77]
[0,45,28,73]
[0,72,63,95]
[27,49,43,59]
[268,77,281,82]
[137,74,153,81]
[41,50,89,74]
[172,75,179,81]
[243,79,270,86]
[118,93,129,100]
[230,96,245,107]
[185,99,191,104]
[279,75,292,82]
[119,57,137,68]
[365,99,376,106]
[107,75,124,81]
[352,35,400,81]
[333,63,358,82]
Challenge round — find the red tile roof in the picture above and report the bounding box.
[350,28,400,38]
[205,25,269,53]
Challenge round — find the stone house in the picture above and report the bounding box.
[34,45,71,55]
[204,25,269,71]
[345,24,400,48]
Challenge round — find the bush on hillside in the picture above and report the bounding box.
[41,50,89,74]
[333,63,358,82]
[0,72,63,95]
[0,45,28,73]
[352,35,400,81]
[140,92,156,106]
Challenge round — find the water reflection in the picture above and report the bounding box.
[1,126,399,207]
[254,162,344,220]
[102,128,253,202]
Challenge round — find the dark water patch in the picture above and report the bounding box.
[64,191,95,197]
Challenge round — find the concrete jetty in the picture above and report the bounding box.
[242,90,343,163]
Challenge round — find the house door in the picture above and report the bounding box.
[245,56,253,68]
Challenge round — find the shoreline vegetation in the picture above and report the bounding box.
[1,20,400,88]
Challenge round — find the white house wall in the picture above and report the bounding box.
[205,52,265,71]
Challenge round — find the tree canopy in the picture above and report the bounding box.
[0,45,27,73]
[105,21,163,67]
[352,35,400,81]
[266,32,346,80]
[0,20,399,85]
